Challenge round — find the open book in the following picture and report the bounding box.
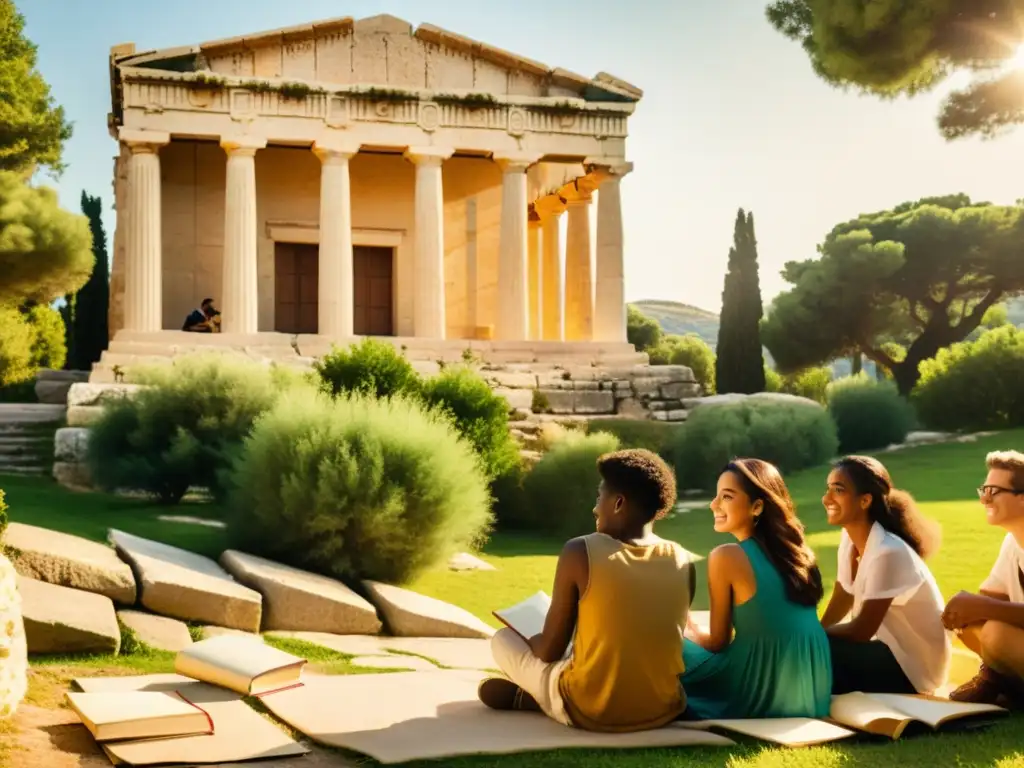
[174,635,307,696]
[828,692,1008,739]
[65,690,213,742]
[493,591,574,657]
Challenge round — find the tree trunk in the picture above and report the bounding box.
[851,353,862,375]
[891,360,920,396]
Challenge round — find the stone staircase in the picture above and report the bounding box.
[0,404,64,477]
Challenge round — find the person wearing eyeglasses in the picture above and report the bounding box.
[943,450,1024,707]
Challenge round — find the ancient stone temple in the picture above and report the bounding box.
[105,13,642,366]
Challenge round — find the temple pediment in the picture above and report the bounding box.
[114,14,641,103]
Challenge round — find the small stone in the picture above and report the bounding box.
[447,553,496,572]
[117,610,193,652]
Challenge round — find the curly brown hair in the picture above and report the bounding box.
[833,455,941,560]
[597,449,677,522]
[726,458,824,607]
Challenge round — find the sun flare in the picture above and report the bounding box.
[1007,43,1024,70]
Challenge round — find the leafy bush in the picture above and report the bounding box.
[626,305,663,351]
[225,391,492,584]
[765,365,832,404]
[672,400,838,492]
[0,306,33,386]
[25,303,66,371]
[314,339,421,399]
[0,488,7,538]
[420,365,519,481]
[585,418,680,460]
[649,334,715,394]
[87,355,300,504]
[913,325,1024,432]
[516,431,621,537]
[827,375,915,452]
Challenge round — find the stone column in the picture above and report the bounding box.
[594,163,632,342]
[405,147,454,339]
[494,154,537,341]
[120,129,169,332]
[313,140,359,338]
[527,212,542,340]
[535,196,566,341]
[564,193,594,341]
[220,136,266,335]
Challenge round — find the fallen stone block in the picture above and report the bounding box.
[109,530,262,632]
[2,523,136,604]
[117,610,193,652]
[65,405,105,427]
[18,576,120,655]
[219,550,381,635]
[65,382,143,409]
[363,581,494,639]
[53,428,90,464]
[52,462,92,491]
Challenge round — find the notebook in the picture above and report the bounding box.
[65,690,213,742]
[493,591,552,641]
[174,634,307,696]
[828,692,1008,739]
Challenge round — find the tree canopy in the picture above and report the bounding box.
[761,194,1024,395]
[0,0,72,174]
[0,171,92,305]
[716,209,766,394]
[766,0,1024,140]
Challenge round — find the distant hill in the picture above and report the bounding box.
[631,300,720,347]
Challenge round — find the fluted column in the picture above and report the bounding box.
[535,196,565,341]
[120,129,169,332]
[313,140,359,338]
[564,193,594,341]
[495,154,537,341]
[527,212,542,340]
[405,147,454,338]
[220,136,266,334]
[594,163,632,342]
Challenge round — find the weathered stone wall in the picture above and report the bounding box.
[0,553,28,719]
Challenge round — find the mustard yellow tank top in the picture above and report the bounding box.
[558,532,692,732]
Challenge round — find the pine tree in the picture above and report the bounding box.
[715,209,766,394]
[65,192,109,370]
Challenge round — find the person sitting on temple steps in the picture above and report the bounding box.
[182,298,220,333]
[478,448,697,732]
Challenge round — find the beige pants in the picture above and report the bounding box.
[490,628,573,727]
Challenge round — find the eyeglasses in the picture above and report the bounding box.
[977,485,1024,499]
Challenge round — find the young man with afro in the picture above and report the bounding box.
[478,448,698,732]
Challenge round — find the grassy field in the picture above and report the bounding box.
[2,430,1023,767]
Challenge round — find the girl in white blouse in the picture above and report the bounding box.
[819,455,951,695]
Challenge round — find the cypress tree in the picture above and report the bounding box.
[67,192,110,370]
[715,209,766,394]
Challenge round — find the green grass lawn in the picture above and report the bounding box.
[2,430,1024,767]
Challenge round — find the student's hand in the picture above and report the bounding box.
[942,591,989,630]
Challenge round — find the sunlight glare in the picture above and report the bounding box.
[1008,43,1024,70]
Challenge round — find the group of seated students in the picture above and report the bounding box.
[477,447,1024,732]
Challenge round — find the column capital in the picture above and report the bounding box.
[221,135,267,156]
[493,152,542,173]
[584,158,634,178]
[119,128,170,154]
[534,194,566,220]
[313,138,361,163]
[405,146,454,166]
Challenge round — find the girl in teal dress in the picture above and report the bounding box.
[681,459,833,720]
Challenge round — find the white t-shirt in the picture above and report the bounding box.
[980,534,1024,603]
[837,522,951,694]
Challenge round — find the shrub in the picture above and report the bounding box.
[649,334,715,394]
[626,305,663,351]
[0,488,7,539]
[314,338,421,399]
[225,391,492,584]
[585,418,680,460]
[671,400,838,492]
[420,365,519,481]
[517,431,621,537]
[87,355,299,504]
[0,306,33,386]
[913,325,1024,432]
[25,303,66,371]
[765,365,832,404]
[827,375,915,452]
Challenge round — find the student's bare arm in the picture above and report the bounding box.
[943,590,1024,631]
[826,597,895,642]
[529,538,586,663]
[820,583,854,629]
[690,545,738,653]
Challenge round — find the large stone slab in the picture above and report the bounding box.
[65,405,105,427]
[362,581,494,639]
[18,576,120,654]
[53,428,90,463]
[108,530,262,632]
[117,609,193,652]
[2,523,136,604]
[65,382,143,408]
[219,550,382,635]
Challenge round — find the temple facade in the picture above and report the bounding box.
[107,14,640,347]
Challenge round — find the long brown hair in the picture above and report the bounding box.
[725,458,824,607]
[832,456,941,560]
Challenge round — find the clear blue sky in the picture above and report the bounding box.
[20,0,1024,313]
